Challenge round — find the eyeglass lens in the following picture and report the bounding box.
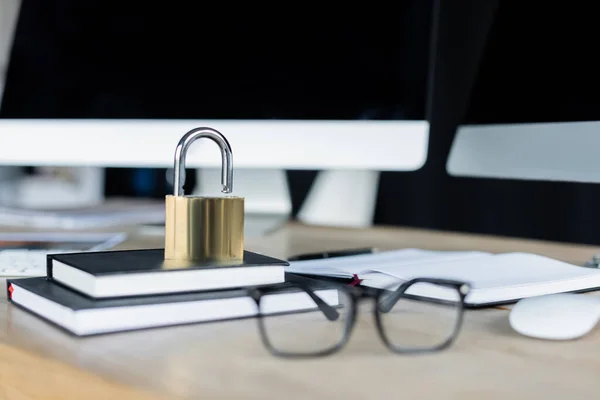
[258,286,354,356]
[377,281,462,351]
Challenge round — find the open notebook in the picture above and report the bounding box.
[285,249,600,307]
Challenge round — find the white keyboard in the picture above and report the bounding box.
[0,249,73,277]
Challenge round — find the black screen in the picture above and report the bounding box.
[1,1,435,121]
[464,2,600,125]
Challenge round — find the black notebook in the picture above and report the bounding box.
[7,277,338,336]
[46,249,288,298]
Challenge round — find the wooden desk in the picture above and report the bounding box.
[1,223,600,399]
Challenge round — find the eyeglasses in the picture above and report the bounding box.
[247,275,471,358]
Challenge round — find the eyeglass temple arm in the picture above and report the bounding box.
[299,284,340,321]
[377,282,411,314]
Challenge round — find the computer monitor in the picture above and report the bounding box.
[447,2,600,183]
[0,1,439,229]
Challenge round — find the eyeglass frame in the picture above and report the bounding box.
[246,274,472,358]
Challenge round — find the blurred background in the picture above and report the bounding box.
[1,0,600,245]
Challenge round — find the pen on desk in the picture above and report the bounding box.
[287,247,377,261]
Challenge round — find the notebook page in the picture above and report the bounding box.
[286,248,491,277]
[366,252,600,290]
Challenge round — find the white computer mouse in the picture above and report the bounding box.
[509,293,600,340]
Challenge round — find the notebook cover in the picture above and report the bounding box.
[6,277,270,310]
[9,277,309,312]
[46,248,289,278]
[5,275,333,336]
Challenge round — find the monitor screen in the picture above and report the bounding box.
[1,1,435,122]
[463,2,600,125]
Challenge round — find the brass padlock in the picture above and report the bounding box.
[164,127,244,263]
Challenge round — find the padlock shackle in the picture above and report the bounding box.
[173,127,233,196]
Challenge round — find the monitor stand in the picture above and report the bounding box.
[193,168,379,235]
[297,170,380,228]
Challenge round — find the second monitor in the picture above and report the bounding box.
[447,2,600,183]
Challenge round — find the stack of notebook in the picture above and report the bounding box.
[7,248,335,336]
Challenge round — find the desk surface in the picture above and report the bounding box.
[1,222,600,399]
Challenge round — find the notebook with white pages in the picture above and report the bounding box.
[285,249,600,307]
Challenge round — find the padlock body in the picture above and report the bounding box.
[165,195,244,262]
